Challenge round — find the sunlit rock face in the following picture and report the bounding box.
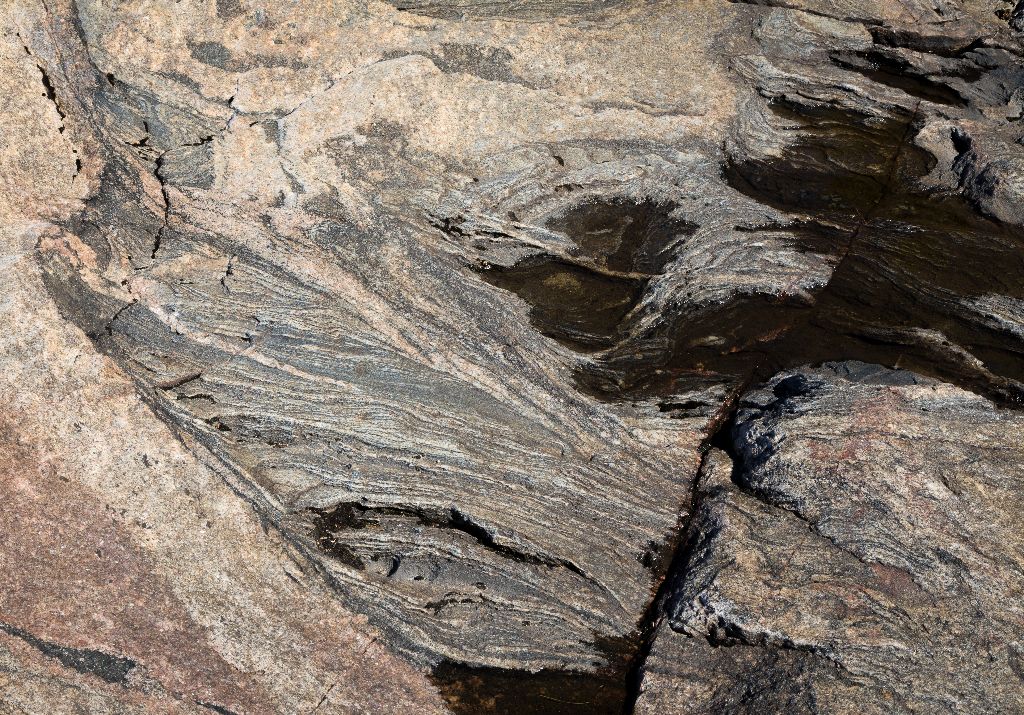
[5,0,1024,712]
[639,363,1024,715]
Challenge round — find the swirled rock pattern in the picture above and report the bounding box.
[3,0,1024,712]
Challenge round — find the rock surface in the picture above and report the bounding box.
[637,364,1024,714]
[2,0,1024,712]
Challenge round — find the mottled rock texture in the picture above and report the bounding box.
[2,0,1024,712]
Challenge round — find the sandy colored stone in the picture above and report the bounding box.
[3,0,1024,712]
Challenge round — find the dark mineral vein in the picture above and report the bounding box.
[0,621,137,685]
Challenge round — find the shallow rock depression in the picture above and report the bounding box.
[2,0,1023,713]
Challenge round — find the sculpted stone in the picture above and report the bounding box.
[3,0,1023,711]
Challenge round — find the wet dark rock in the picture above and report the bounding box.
[432,662,625,715]
[476,199,696,351]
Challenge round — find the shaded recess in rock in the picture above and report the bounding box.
[828,50,968,106]
[431,660,625,715]
[572,101,1024,408]
[480,258,645,351]
[306,501,591,574]
[476,199,695,351]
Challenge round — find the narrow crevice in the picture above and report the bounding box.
[697,603,829,657]
[220,255,235,294]
[87,298,138,339]
[616,473,700,714]
[17,35,67,126]
[619,379,755,714]
[18,33,82,179]
[155,371,204,390]
[124,121,171,262]
[151,151,170,259]
[308,502,589,576]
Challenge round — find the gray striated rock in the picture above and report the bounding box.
[639,363,1024,713]
[5,0,1024,711]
